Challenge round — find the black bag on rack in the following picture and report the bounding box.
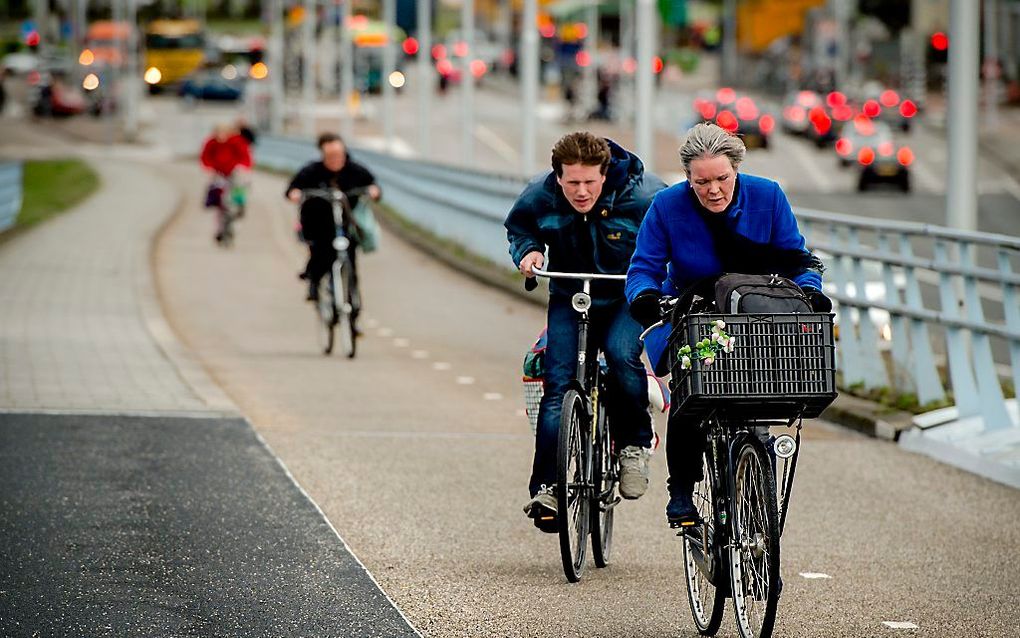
[714,273,811,314]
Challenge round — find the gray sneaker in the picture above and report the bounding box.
[619,445,651,499]
[523,485,557,518]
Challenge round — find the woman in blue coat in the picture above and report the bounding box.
[625,123,829,526]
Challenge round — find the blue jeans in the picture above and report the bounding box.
[530,298,653,496]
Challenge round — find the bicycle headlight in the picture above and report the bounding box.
[774,434,797,459]
[571,292,592,313]
[332,236,350,251]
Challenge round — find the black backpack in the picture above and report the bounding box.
[714,273,811,314]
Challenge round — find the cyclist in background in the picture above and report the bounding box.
[505,132,666,531]
[286,133,381,302]
[200,123,252,242]
[625,122,830,527]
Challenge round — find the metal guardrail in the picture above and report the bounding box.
[257,135,1019,431]
[0,162,24,233]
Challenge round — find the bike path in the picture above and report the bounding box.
[0,412,419,638]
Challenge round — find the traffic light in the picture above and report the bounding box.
[249,47,264,65]
[928,32,948,65]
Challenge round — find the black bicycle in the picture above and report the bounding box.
[209,173,241,247]
[528,267,627,583]
[641,301,836,638]
[300,187,366,358]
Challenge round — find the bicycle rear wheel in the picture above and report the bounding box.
[729,435,781,638]
[590,400,616,568]
[557,389,590,583]
[336,260,356,359]
[682,451,725,635]
[316,275,336,355]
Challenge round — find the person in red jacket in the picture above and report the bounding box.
[200,124,252,244]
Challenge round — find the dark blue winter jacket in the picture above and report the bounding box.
[505,140,666,305]
[626,173,824,369]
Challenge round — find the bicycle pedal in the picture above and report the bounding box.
[669,520,698,530]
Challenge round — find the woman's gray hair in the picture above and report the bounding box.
[678,123,746,174]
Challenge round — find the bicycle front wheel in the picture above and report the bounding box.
[683,451,725,635]
[316,275,336,355]
[590,402,615,568]
[336,260,356,359]
[557,389,590,583]
[729,435,781,638]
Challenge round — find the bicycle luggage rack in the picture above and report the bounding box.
[668,313,837,421]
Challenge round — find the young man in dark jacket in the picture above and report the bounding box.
[505,132,666,531]
[286,133,380,301]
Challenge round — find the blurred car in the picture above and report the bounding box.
[2,52,38,75]
[178,68,244,101]
[833,117,913,192]
[32,77,86,117]
[781,89,823,136]
[693,88,775,149]
[858,82,919,132]
[803,90,856,148]
[83,21,133,68]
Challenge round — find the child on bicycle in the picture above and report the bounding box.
[200,123,252,243]
[505,132,666,532]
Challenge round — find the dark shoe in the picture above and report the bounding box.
[306,282,319,301]
[298,270,309,281]
[523,485,557,534]
[666,490,700,529]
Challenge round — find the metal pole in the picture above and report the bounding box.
[946,0,980,230]
[722,0,737,85]
[583,3,599,120]
[382,0,396,152]
[417,0,432,157]
[269,0,285,134]
[340,0,354,139]
[521,0,538,176]
[124,0,139,140]
[461,0,476,164]
[984,0,999,130]
[302,0,316,138]
[635,0,655,173]
[33,0,48,58]
[832,0,851,89]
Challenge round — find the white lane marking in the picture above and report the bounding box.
[456,376,475,385]
[882,621,919,629]
[432,361,451,371]
[411,350,429,359]
[483,392,503,401]
[377,328,394,337]
[393,338,410,348]
[780,135,836,193]
[474,124,519,165]
[365,318,379,329]
[799,572,832,579]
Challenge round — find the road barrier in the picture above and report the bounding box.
[0,162,23,233]
[257,135,1019,431]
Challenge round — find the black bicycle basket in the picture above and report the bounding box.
[667,313,837,420]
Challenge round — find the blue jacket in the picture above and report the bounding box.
[626,173,823,369]
[505,140,666,305]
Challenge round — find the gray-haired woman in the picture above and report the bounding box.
[624,122,828,526]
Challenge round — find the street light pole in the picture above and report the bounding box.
[124,0,139,141]
[461,0,476,164]
[583,3,599,120]
[635,0,655,173]
[382,0,396,152]
[340,0,354,140]
[521,0,538,176]
[417,0,432,157]
[269,0,285,134]
[984,0,1000,130]
[946,0,980,230]
[722,0,737,85]
[302,0,317,138]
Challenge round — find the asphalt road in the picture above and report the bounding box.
[152,161,1019,637]
[0,412,419,638]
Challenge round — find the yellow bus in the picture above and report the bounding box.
[143,19,205,89]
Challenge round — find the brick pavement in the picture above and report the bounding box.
[0,135,221,413]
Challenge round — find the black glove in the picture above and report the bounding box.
[803,287,833,313]
[629,290,663,328]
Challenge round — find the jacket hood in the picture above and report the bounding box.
[603,138,644,191]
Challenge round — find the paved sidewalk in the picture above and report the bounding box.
[0,135,216,413]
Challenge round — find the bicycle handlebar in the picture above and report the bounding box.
[638,296,679,343]
[529,267,628,282]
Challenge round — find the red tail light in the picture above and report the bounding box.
[652,56,664,74]
[700,102,717,120]
[716,110,739,132]
[759,114,775,134]
[575,50,591,67]
[858,147,875,165]
[402,37,419,56]
[835,138,853,156]
[716,87,736,104]
[436,59,454,76]
[431,44,447,60]
[897,147,914,166]
[826,91,847,108]
[880,90,900,107]
[453,41,469,57]
[784,105,805,122]
[832,105,854,121]
[809,107,831,135]
[878,141,894,156]
[470,59,488,78]
[900,99,918,118]
[863,100,881,118]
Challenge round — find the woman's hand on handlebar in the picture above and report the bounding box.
[287,188,301,204]
[629,290,663,328]
[366,184,382,201]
